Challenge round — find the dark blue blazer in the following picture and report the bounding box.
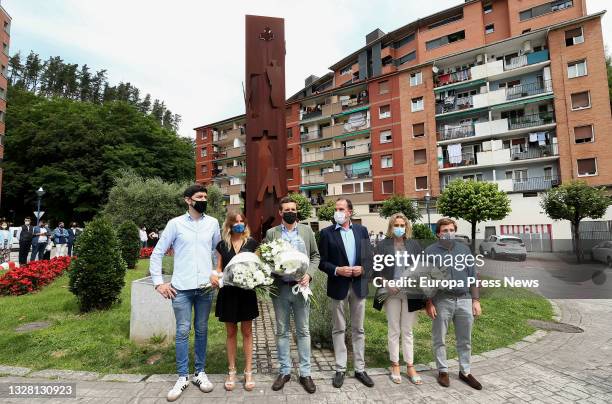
[318,222,371,300]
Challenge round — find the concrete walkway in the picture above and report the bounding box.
[1,299,611,403]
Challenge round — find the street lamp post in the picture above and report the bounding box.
[35,187,45,226]
[425,192,431,231]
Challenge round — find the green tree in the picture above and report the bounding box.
[412,223,436,241]
[7,51,22,86]
[68,216,127,312]
[2,87,194,222]
[288,192,313,222]
[541,180,611,262]
[317,199,336,222]
[205,184,227,226]
[117,220,141,269]
[437,180,511,252]
[23,51,43,91]
[379,194,421,222]
[103,170,188,231]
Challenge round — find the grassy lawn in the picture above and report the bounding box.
[0,260,553,374]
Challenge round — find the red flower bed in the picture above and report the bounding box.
[139,247,173,258]
[139,247,154,258]
[0,256,73,296]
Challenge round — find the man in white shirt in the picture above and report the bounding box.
[139,226,148,248]
[149,184,221,402]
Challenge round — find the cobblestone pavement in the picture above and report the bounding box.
[1,299,611,403]
[253,300,336,374]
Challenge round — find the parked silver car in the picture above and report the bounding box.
[590,241,612,267]
[479,235,527,261]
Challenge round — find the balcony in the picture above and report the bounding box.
[226,165,246,176]
[512,175,560,192]
[441,151,477,168]
[227,183,245,195]
[300,108,323,121]
[437,124,475,141]
[302,174,325,184]
[322,148,345,160]
[339,95,369,113]
[226,146,246,159]
[301,130,324,142]
[345,167,372,179]
[322,102,342,116]
[345,143,371,156]
[508,112,555,130]
[323,171,345,183]
[303,151,326,163]
[504,50,550,71]
[434,68,471,88]
[436,96,473,114]
[506,80,553,101]
[510,145,557,161]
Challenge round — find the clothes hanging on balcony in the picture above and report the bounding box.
[343,111,367,132]
[529,133,538,142]
[537,132,547,146]
[438,73,452,85]
[448,143,463,164]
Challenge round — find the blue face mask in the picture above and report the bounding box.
[232,224,245,234]
[393,227,406,238]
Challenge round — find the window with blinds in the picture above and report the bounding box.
[571,91,590,110]
[577,158,597,176]
[378,80,389,95]
[414,149,427,164]
[565,27,584,46]
[382,180,394,194]
[413,123,425,137]
[574,125,593,143]
[415,176,429,190]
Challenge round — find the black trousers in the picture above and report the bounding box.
[19,241,31,265]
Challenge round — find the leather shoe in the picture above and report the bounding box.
[459,372,482,390]
[437,372,450,387]
[355,371,375,387]
[271,374,291,391]
[299,376,316,394]
[332,371,345,388]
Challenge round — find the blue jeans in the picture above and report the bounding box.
[272,283,311,376]
[30,242,47,261]
[171,288,214,377]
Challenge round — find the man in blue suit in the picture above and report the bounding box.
[318,198,374,389]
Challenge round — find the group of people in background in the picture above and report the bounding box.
[139,225,160,248]
[150,184,483,402]
[0,217,82,266]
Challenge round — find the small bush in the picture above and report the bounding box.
[68,217,127,312]
[309,273,333,348]
[412,223,436,241]
[117,221,141,269]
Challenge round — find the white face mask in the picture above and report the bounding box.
[440,231,456,240]
[334,211,347,225]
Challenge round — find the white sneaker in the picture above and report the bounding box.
[167,376,189,402]
[193,371,214,392]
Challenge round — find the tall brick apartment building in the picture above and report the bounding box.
[195,0,612,249]
[0,1,10,208]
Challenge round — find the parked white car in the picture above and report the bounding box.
[590,241,612,267]
[479,235,527,261]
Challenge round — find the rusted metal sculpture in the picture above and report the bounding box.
[245,15,287,241]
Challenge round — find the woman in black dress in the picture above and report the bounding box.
[210,211,258,392]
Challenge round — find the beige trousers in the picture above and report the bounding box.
[383,295,418,364]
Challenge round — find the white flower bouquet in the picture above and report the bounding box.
[201,252,273,299]
[258,239,309,280]
[258,238,313,301]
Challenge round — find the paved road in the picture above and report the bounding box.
[1,298,611,403]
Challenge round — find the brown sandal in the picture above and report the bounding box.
[390,362,401,384]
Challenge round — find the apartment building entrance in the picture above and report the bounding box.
[500,224,552,252]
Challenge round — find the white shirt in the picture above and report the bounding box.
[149,213,221,290]
[139,229,148,242]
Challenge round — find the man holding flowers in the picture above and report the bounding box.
[264,196,320,394]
